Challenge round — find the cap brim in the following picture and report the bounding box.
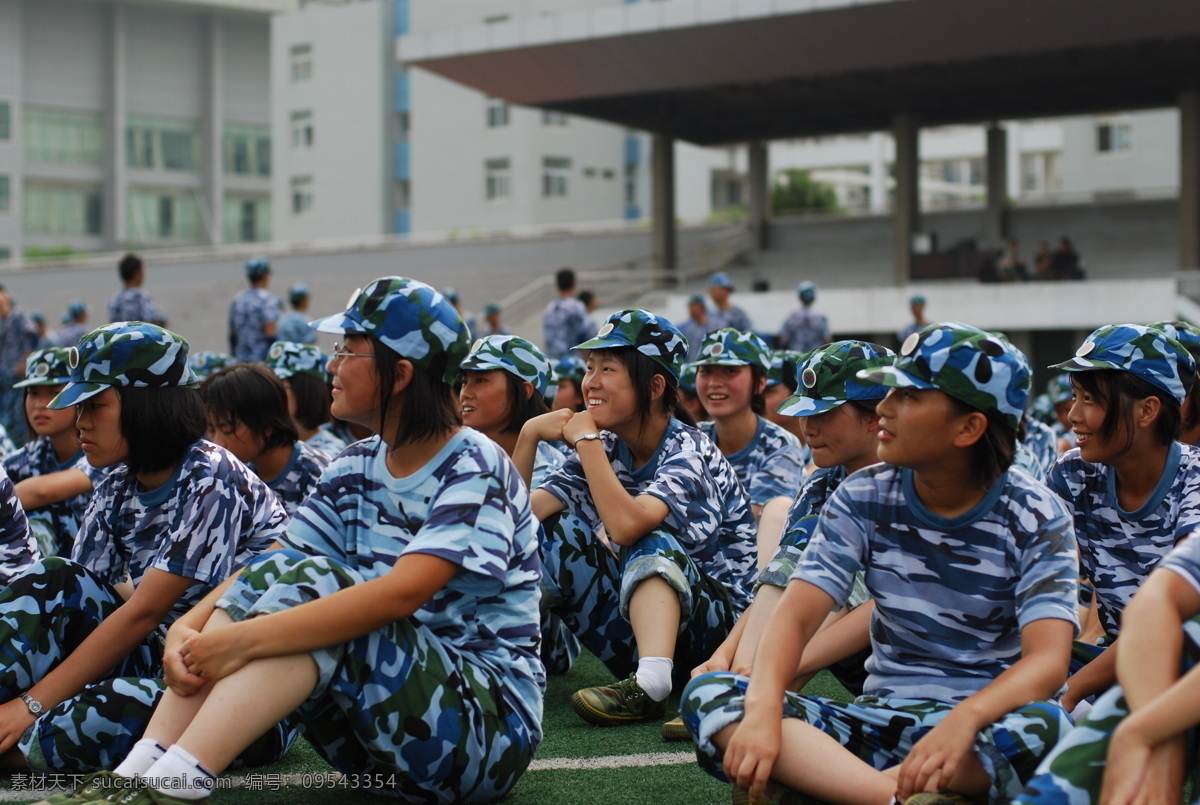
[775,395,844,418]
[459,355,506,374]
[688,357,751,368]
[856,366,936,390]
[1047,357,1119,373]
[48,382,108,409]
[13,377,70,389]
[310,312,367,335]
[573,335,620,352]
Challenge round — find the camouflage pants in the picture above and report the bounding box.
[682,671,1071,804]
[540,515,738,684]
[538,513,583,676]
[1013,617,1200,805]
[218,548,541,804]
[0,557,294,772]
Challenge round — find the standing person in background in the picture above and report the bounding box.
[228,257,282,364]
[0,286,38,445]
[28,314,50,351]
[707,273,753,333]
[777,282,830,353]
[479,303,511,337]
[681,295,712,363]
[107,254,166,326]
[53,301,88,349]
[896,294,928,344]
[542,268,594,360]
[275,285,317,346]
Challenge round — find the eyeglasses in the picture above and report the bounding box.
[330,342,374,364]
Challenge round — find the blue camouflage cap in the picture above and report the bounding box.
[460,335,552,396]
[288,284,310,305]
[678,363,698,391]
[1151,321,1200,364]
[767,350,806,389]
[709,272,733,289]
[688,328,770,373]
[310,277,470,385]
[777,340,894,417]
[797,281,817,304]
[64,300,87,322]
[483,302,501,317]
[267,341,328,381]
[48,323,199,409]
[189,351,233,382]
[552,354,587,386]
[14,348,74,388]
[1045,372,1073,406]
[858,322,1031,431]
[1050,323,1195,405]
[574,309,688,382]
[245,256,270,279]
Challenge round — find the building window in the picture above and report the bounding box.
[0,102,9,141]
[290,111,314,149]
[24,107,104,166]
[291,176,313,214]
[223,196,271,243]
[126,115,199,171]
[542,110,568,127]
[126,190,201,241]
[0,176,8,212]
[24,183,104,236]
[290,44,312,82]
[1096,118,1133,153]
[485,158,511,200]
[486,98,510,128]
[223,123,271,176]
[542,157,571,198]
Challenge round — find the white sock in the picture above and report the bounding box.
[143,745,216,801]
[113,738,167,779]
[635,656,674,702]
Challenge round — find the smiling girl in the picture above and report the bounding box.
[514,309,756,728]
[1043,323,1200,715]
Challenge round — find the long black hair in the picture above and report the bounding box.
[119,386,207,476]
[373,338,459,447]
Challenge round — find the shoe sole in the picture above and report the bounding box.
[569,691,666,726]
[660,719,691,741]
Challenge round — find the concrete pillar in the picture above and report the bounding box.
[984,122,1008,248]
[869,132,887,214]
[106,5,127,247]
[892,114,920,285]
[652,133,677,275]
[1181,89,1200,272]
[204,14,224,245]
[746,140,769,251]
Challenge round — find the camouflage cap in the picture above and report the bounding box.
[688,328,770,373]
[1045,372,1073,406]
[857,322,1031,430]
[288,284,310,304]
[776,341,894,417]
[245,256,270,279]
[310,276,469,386]
[573,309,688,381]
[1050,323,1195,405]
[266,341,328,381]
[709,272,733,289]
[482,302,501,317]
[678,363,699,391]
[552,354,587,386]
[48,322,199,409]
[767,350,806,389]
[1151,321,1200,364]
[797,281,817,303]
[14,348,74,388]
[189,351,233,382]
[1028,392,1056,425]
[460,335,552,396]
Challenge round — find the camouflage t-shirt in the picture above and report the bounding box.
[282,430,544,728]
[1046,441,1200,636]
[228,288,283,363]
[306,425,349,460]
[0,465,36,584]
[107,288,165,325]
[1158,529,1200,595]
[708,305,753,334]
[539,417,757,611]
[3,437,107,556]
[795,464,1078,702]
[699,417,807,507]
[777,307,831,354]
[542,297,594,360]
[72,440,286,631]
[276,312,317,346]
[252,441,330,518]
[781,465,848,543]
[1022,417,1058,478]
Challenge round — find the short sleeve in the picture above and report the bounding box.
[1013,489,1080,631]
[0,468,36,583]
[537,451,600,527]
[638,443,723,531]
[792,484,870,607]
[1159,531,1200,597]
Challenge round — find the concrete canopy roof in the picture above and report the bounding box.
[401,0,1200,146]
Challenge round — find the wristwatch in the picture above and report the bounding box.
[18,692,43,716]
[572,432,602,449]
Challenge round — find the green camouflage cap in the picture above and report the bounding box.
[767,350,806,389]
[189,351,233,382]
[678,363,698,391]
[460,335,552,396]
[688,328,770,373]
[574,309,688,381]
[310,277,470,385]
[1151,321,1200,364]
[857,322,1031,430]
[14,348,74,388]
[1045,373,1073,406]
[1050,323,1195,405]
[266,341,328,381]
[777,341,895,417]
[49,322,199,409]
[552,354,587,386]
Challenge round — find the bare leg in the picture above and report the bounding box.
[628,577,681,660]
[755,497,790,573]
[142,611,237,748]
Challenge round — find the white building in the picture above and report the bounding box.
[0,0,294,262]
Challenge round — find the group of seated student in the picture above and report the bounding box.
[0,279,1196,805]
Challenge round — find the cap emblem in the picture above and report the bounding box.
[901,333,920,357]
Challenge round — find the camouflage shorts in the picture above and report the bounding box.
[0,557,293,773]
[219,548,540,804]
[1013,617,1200,805]
[540,515,737,684]
[682,671,1071,803]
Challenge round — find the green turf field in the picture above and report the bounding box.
[0,653,852,804]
